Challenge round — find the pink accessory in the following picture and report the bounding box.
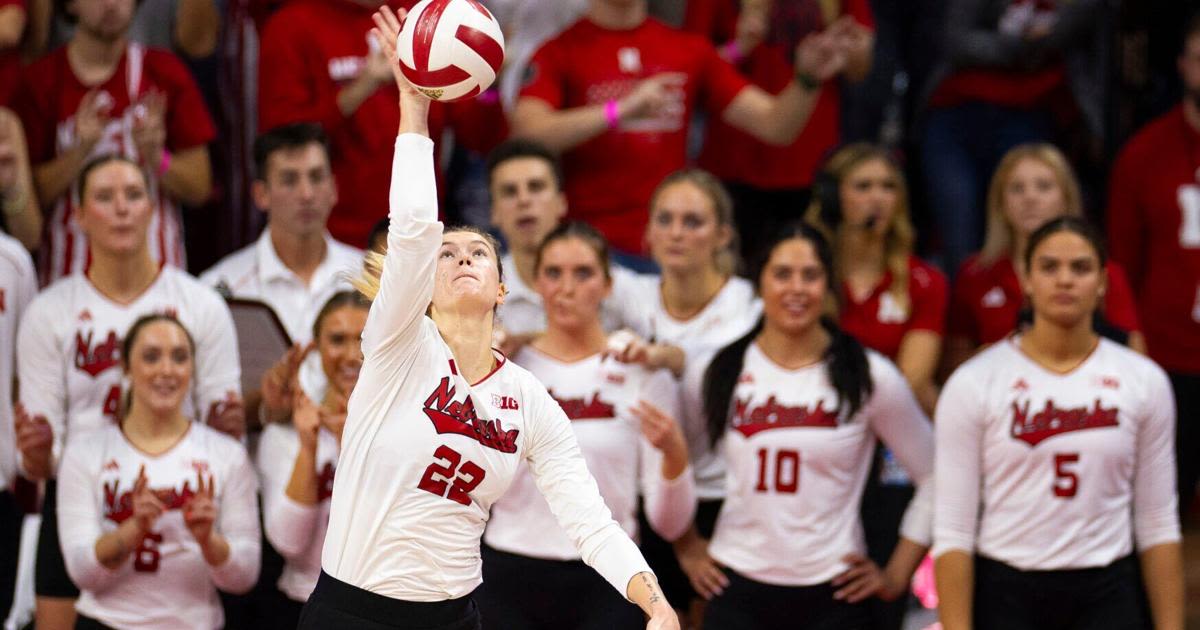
[604,100,620,130]
[157,150,171,177]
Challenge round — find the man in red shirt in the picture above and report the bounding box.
[14,0,214,285]
[257,0,506,248]
[513,0,848,261]
[1107,14,1200,522]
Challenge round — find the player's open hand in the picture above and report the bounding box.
[206,391,246,439]
[129,464,165,534]
[646,609,681,630]
[832,553,888,602]
[675,532,729,600]
[370,6,423,100]
[14,401,53,480]
[183,471,218,546]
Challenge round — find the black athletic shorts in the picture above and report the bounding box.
[298,571,480,630]
[703,568,870,630]
[0,490,23,621]
[36,480,81,598]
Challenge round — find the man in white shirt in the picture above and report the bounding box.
[201,123,364,345]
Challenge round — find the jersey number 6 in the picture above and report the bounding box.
[133,532,163,572]
[418,445,486,506]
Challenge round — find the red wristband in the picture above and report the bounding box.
[722,40,745,64]
[604,100,620,130]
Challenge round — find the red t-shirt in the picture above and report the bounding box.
[0,0,24,106]
[1107,105,1200,373]
[14,45,215,283]
[683,0,873,189]
[520,18,749,254]
[839,256,947,360]
[258,0,506,247]
[948,254,1141,347]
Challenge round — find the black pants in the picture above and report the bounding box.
[725,183,812,275]
[703,569,871,630]
[1171,371,1200,524]
[636,497,723,610]
[298,571,481,630]
[75,614,117,629]
[476,545,642,629]
[36,480,80,598]
[860,447,916,630]
[0,490,22,622]
[973,555,1149,630]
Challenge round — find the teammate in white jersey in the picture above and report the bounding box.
[256,291,367,627]
[476,222,696,628]
[675,222,932,629]
[56,315,259,630]
[303,9,677,630]
[13,156,242,629]
[934,216,1183,630]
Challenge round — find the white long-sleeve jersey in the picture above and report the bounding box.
[708,344,934,586]
[485,348,696,559]
[56,422,261,630]
[0,233,37,491]
[16,267,241,474]
[625,275,762,499]
[256,422,339,601]
[933,337,1180,570]
[320,135,651,602]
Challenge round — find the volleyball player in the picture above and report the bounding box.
[256,291,367,627]
[687,222,932,629]
[15,155,241,629]
[55,315,260,629]
[934,217,1183,630]
[477,222,695,628]
[302,9,677,629]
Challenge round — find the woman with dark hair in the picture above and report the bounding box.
[934,217,1183,630]
[477,222,695,628]
[54,314,260,629]
[682,222,933,629]
[256,291,369,627]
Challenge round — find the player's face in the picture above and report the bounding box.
[317,306,367,399]
[535,237,612,332]
[77,161,153,257]
[647,181,731,274]
[126,321,193,417]
[1003,158,1067,240]
[1178,35,1200,101]
[759,238,828,336]
[839,158,898,238]
[72,0,135,42]
[1022,231,1106,330]
[432,231,506,317]
[489,157,566,253]
[255,143,338,240]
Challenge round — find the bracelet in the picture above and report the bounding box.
[604,100,620,130]
[157,150,171,177]
[722,40,745,64]
[794,71,821,91]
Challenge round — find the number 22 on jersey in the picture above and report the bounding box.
[418,445,487,506]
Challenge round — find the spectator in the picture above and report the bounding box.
[0,0,25,105]
[487,0,587,111]
[946,144,1143,374]
[919,0,1106,276]
[201,123,364,345]
[0,108,41,250]
[1107,12,1200,521]
[257,0,507,248]
[0,227,36,625]
[14,0,215,284]
[15,155,241,630]
[684,0,875,265]
[513,0,849,262]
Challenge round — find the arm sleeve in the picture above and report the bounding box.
[525,385,652,599]
[210,445,262,594]
[257,13,346,133]
[908,265,949,335]
[57,435,127,592]
[638,370,696,542]
[1106,143,1146,291]
[16,297,67,473]
[931,367,985,558]
[866,357,935,546]
[1101,262,1141,334]
[1132,365,1182,550]
[256,426,319,560]
[360,135,444,357]
[191,290,242,419]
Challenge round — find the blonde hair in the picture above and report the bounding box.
[354,226,504,304]
[979,143,1083,265]
[804,143,917,314]
[648,169,740,275]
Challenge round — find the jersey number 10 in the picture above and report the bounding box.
[754,448,800,494]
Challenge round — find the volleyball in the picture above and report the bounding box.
[396,0,506,102]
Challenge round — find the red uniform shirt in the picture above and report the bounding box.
[14,45,215,284]
[839,255,947,360]
[258,0,506,247]
[683,0,872,189]
[1107,105,1200,373]
[948,254,1141,346]
[0,0,24,105]
[520,18,749,254]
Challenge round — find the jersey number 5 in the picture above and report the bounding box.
[754,448,800,494]
[1053,453,1079,498]
[418,445,486,506]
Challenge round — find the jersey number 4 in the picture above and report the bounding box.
[418,445,486,506]
[754,448,800,494]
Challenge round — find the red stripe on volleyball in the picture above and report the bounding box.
[455,24,502,74]
[400,59,470,87]
[413,0,452,71]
